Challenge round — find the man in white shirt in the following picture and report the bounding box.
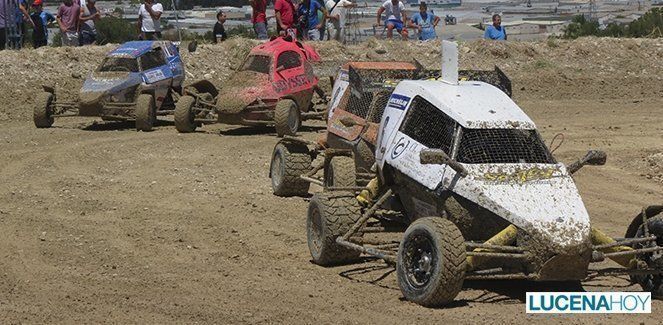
[138,0,163,40]
[324,0,355,43]
[376,0,408,40]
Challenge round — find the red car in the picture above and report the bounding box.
[175,37,325,136]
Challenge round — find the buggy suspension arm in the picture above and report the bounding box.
[335,189,397,264]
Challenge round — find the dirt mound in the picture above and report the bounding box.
[0,37,661,122]
[643,152,663,184]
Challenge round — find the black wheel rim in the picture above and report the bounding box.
[632,221,663,290]
[403,232,436,288]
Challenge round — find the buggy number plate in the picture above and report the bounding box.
[144,69,166,83]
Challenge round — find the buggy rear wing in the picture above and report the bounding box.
[348,63,512,98]
[418,66,513,97]
[348,63,422,93]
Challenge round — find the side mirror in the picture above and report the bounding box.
[339,116,365,128]
[567,150,607,174]
[420,149,468,177]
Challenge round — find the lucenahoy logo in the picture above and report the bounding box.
[526,292,651,314]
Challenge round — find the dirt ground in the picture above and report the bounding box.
[0,38,662,323]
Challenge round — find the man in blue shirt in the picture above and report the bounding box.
[484,14,506,40]
[408,2,439,41]
[297,0,327,41]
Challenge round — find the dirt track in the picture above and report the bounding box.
[0,38,662,323]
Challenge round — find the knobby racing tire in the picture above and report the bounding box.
[274,99,300,137]
[397,217,466,307]
[34,92,54,128]
[307,192,362,266]
[270,142,311,197]
[629,215,663,297]
[174,95,197,133]
[135,94,156,132]
[324,156,356,189]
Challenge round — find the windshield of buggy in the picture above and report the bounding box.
[99,57,140,73]
[399,96,555,164]
[240,54,271,74]
[456,128,555,164]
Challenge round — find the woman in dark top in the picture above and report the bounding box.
[213,11,227,43]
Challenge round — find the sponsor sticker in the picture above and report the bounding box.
[143,69,166,83]
[387,94,410,110]
[526,292,651,314]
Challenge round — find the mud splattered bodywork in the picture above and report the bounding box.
[36,40,185,125]
[302,42,662,308]
[178,37,323,132]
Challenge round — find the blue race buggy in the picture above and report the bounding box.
[34,41,186,131]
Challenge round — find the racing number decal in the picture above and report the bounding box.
[288,75,309,88]
[272,75,313,94]
[272,80,288,93]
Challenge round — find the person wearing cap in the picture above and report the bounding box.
[30,0,56,48]
[57,0,81,46]
[325,0,356,42]
[138,0,163,40]
[79,0,100,45]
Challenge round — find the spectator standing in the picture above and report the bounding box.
[324,0,355,42]
[484,13,506,40]
[14,0,33,48]
[79,0,99,45]
[213,10,227,43]
[249,0,268,40]
[408,2,439,41]
[138,0,163,40]
[30,0,55,48]
[57,0,80,46]
[376,0,408,40]
[274,0,296,38]
[297,0,326,41]
[0,0,8,50]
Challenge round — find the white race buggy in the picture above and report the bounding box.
[305,42,663,307]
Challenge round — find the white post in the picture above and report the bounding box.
[441,40,459,85]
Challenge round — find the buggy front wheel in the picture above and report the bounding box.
[274,99,300,137]
[397,217,466,307]
[34,92,54,128]
[174,95,197,133]
[135,94,156,132]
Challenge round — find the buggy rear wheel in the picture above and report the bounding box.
[270,142,312,197]
[174,95,197,133]
[34,92,54,128]
[397,217,466,307]
[307,192,362,266]
[324,156,357,189]
[274,99,300,137]
[135,94,156,132]
[629,215,663,297]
